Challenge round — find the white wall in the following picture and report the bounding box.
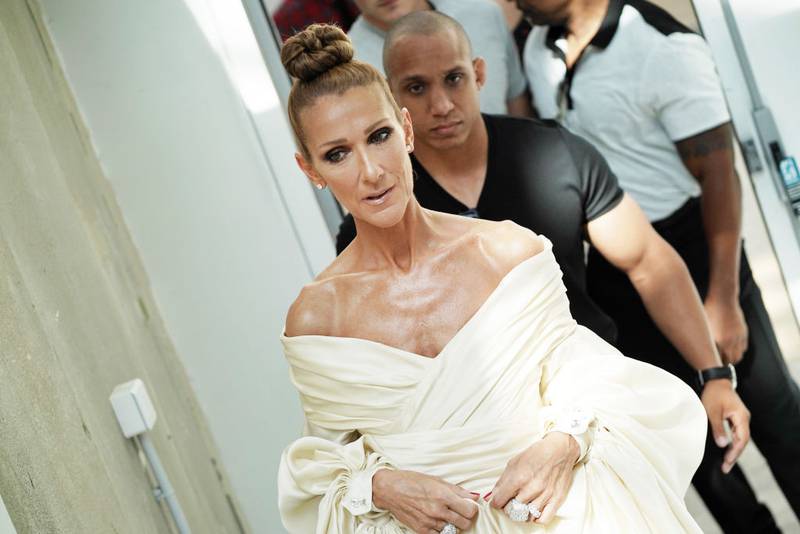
[37,0,334,530]
[0,494,16,534]
[264,0,283,12]
[694,0,800,320]
[727,0,800,158]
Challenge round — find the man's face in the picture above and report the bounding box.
[386,30,484,152]
[514,0,571,26]
[354,0,429,30]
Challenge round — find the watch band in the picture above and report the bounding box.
[698,363,737,390]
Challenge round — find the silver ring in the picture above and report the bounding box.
[528,502,542,519]
[440,523,458,534]
[504,498,530,522]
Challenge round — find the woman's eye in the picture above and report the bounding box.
[325,148,347,163]
[369,127,392,144]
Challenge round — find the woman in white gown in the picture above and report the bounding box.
[278,24,707,533]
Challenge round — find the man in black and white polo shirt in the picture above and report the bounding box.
[519,0,800,531]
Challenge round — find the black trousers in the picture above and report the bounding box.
[586,197,800,533]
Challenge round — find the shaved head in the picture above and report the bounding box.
[383,11,473,80]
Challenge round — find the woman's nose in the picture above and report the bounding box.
[358,150,382,184]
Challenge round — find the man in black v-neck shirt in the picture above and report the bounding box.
[334,10,751,472]
[338,113,623,342]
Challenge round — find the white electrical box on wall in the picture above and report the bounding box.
[110,379,157,438]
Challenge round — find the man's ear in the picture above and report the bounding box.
[473,57,487,91]
[295,152,325,189]
[401,107,415,151]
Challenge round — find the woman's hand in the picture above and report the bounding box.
[489,432,579,523]
[372,469,479,534]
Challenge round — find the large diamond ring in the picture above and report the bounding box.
[504,498,530,522]
[528,503,542,519]
[440,523,458,534]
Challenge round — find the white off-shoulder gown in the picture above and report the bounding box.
[278,238,707,533]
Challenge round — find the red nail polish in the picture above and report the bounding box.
[469,492,480,496]
[483,491,493,501]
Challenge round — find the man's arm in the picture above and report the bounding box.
[588,194,749,472]
[676,123,748,365]
[589,195,718,370]
[507,91,534,118]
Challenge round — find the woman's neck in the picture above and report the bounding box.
[351,200,438,272]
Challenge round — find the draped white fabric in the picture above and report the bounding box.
[278,238,706,533]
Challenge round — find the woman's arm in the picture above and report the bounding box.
[279,425,478,533]
[279,426,392,532]
[488,431,581,523]
[490,330,710,524]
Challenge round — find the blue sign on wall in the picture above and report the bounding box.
[781,156,800,188]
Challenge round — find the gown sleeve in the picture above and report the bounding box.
[538,327,707,502]
[278,420,398,534]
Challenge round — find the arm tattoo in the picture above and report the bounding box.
[676,124,734,160]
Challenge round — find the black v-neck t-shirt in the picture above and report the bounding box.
[335,114,624,343]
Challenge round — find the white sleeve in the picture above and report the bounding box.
[278,421,395,533]
[538,329,707,496]
[643,33,730,141]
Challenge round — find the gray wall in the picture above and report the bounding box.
[0,1,245,532]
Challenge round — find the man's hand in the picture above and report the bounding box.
[700,380,750,473]
[489,432,579,523]
[704,296,748,365]
[372,469,479,534]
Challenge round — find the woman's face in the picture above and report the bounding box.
[296,84,415,230]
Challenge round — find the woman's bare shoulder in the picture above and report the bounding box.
[474,219,544,272]
[284,257,355,338]
[285,282,333,338]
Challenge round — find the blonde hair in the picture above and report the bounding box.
[280,24,402,158]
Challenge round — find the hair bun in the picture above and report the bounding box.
[281,24,354,83]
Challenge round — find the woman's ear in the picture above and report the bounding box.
[473,57,487,91]
[295,152,325,189]
[401,107,414,152]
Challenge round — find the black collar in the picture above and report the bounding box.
[545,0,625,51]
[592,0,625,48]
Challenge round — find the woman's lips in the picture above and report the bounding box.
[363,185,394,206]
